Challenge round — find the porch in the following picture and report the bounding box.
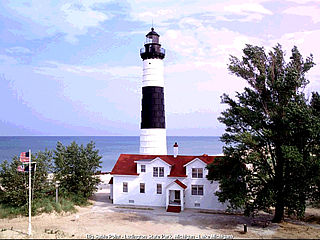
[165,179,187,213]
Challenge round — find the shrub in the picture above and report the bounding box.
[54,141,102,200]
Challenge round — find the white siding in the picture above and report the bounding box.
[113,159,170,206]
[110,184,113,200]
[184,159,226,210]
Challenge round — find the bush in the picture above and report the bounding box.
[53,202,62,213]
[60,198,76,213]
[54,141,102,199]
[0,150,53,207]
[0,204,26,218]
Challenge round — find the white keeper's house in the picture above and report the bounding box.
[109,28,226,212]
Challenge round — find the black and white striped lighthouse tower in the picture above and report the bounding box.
[139,28,167,155]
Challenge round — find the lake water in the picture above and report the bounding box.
[0,136,223,171]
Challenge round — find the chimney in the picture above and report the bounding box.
[173,142,178,158]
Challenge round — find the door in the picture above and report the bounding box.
[175,190,180,200]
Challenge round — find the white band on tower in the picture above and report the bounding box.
[143,59,164,87]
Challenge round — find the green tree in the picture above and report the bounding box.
[207,44,320,222]
[53,141,102,201]
[0,150,53,207]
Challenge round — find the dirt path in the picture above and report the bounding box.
[1,176,320,239]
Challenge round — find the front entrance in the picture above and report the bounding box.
[169,190,181,205]
[166,180,187,212]
[167,190,181,212]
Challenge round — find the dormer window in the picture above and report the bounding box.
[192,168,203,178]
[141,165,146,172]
[153,167,164,177]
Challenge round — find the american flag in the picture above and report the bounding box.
[20,152,30,163]
[17,165,25,172]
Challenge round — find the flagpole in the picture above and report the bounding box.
[28,149,32,236]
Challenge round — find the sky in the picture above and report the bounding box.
[0,0,319,136]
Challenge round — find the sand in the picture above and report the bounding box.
[1,174,320,239]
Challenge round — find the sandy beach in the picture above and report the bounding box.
[1,174,320,239]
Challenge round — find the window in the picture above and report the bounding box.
[141,164,146,172]
[191,185,203,195]
[157,184,162,194]
[140,183,145,193]
[192,168,203,178]
[159,167,164,177]
[123,182,128,192]
[129,200,134,203]
[153,167,158,177]
[153,167,164,177]
[195,203,200,207]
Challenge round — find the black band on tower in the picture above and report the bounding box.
[141,86,165,129]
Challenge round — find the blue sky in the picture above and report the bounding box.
[0,0,319,136]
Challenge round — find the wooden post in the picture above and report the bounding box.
[244,224,247,233]
[55,181,59,203]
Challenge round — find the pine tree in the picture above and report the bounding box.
[53,141,102,202]
[207,44,320,222]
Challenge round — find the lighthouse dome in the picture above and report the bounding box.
[145,27,160,44]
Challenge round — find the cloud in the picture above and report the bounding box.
[2,0,114,43]
[0,54,18,65]
[225,2,272,15]
[34,61,140,81]
[162,23,263,63]
[284,0,318,3]
[283,5,320,23]
[128,0,273,25]
[6,46,33,55]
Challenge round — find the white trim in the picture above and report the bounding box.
[149,157,171,166]
[111,174,138,177]
[166,181,186,190]
[134,157,171,167]
[183,158,207,167]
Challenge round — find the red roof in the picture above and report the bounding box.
[174,179,187,189]
[110,154,219,177]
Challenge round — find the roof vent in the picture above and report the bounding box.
[173,142,178,158]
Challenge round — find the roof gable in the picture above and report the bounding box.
[166,179,187,190]
[183,158,207,167]
[149,157,172,166]
[174,179,187,189]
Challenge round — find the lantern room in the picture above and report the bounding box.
[140,28,165,60]
[145,28,159,44]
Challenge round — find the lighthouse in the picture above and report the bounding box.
[139,28,167,155]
